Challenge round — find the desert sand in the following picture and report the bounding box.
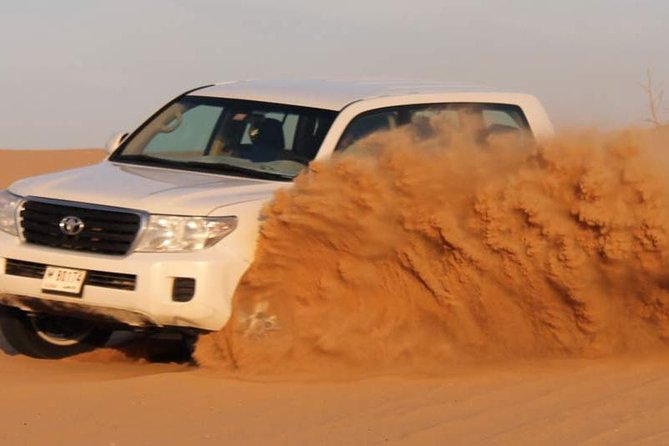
[2,147,669,445]
[4,354,669,445]
[0,149,105,188]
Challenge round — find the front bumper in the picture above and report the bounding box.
[0,231,250,331]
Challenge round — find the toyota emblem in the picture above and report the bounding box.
[59,216,85,236]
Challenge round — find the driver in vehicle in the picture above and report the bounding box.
[242,117,286,162]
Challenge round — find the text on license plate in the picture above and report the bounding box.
[42,266,87,295]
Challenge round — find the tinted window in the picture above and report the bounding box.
[113,96,337,180]
[145,104,223,154]
[336,103,530,151]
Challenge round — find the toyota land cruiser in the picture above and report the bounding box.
[0,80,554,358]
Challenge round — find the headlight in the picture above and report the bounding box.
[0,190,22,236]
[135,215,237,252]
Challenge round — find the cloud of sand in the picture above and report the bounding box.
[195,125,669,376]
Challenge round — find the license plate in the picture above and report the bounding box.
[42,266,87,295]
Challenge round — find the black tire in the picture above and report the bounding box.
[143,337,195,363]
[0,307,112,359]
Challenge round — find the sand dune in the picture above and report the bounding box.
[2,147,669,445]
[0,149,105,188]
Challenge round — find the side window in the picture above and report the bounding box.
[408,107,459,140]
[335,110,397,151]
[336,103,530,152]
[408,104,529,140]
[144,105,223,154]
[484,109,520,128]
[482,106,528,136]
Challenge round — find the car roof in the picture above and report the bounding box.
[192,79,508,111]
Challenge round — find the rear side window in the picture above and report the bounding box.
[335,103,530,151]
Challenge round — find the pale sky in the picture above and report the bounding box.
[1,0,667,148]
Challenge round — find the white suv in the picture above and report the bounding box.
[0,80,554,358]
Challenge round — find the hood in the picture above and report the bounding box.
[9,161,285,215]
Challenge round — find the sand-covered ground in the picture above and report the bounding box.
[4,353,669,445]
[3,148,669,445]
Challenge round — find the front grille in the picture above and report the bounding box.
[20,200,142,255]
[5,259,137,291]
[5,258,43,279]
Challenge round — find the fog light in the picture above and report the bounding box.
[172,278,195,302]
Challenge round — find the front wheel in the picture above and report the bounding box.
[0,307,112,359]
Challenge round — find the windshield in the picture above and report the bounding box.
[111,96,337,180]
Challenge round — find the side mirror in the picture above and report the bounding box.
[105,131,129,154]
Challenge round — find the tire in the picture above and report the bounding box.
[0,306,112,359]
[142,337,194,363]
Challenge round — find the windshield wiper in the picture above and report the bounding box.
[113,154,294,181]
[183,160,294,180]
[113,154,184,167]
